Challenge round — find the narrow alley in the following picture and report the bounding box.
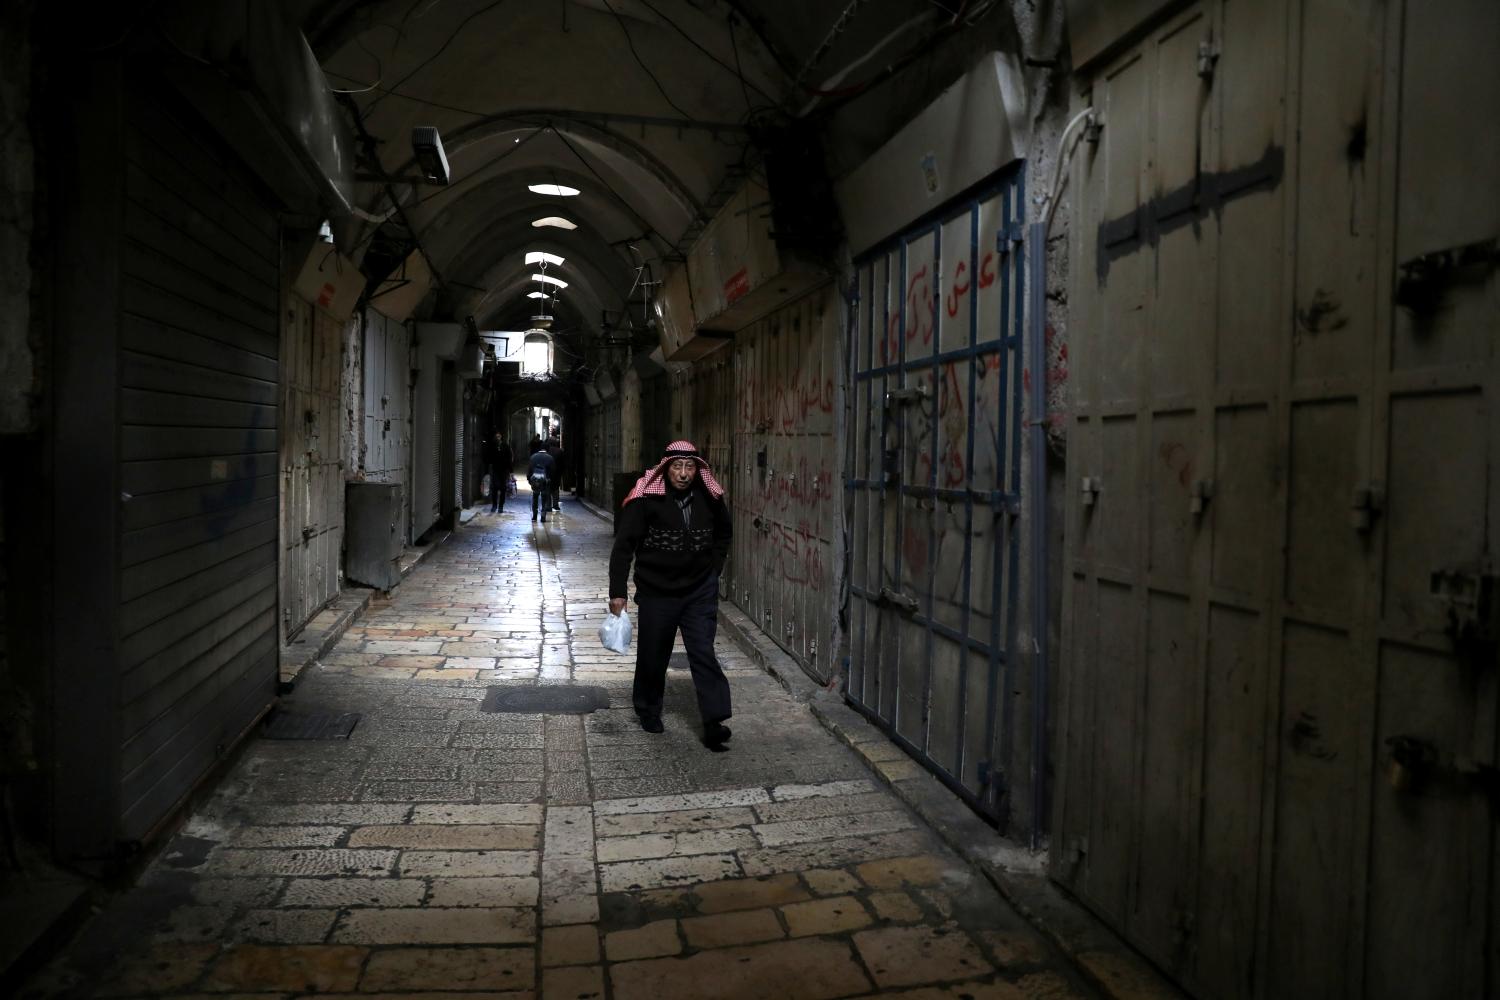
[25,500,1098,1000]
[3,1,1497,997]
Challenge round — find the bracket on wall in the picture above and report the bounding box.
[1080,475,1102,507]
[884,385,930,408]
[876,587,920,615]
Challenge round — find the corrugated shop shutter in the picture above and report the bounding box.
[117,88,281,842]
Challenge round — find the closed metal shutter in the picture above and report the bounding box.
[118,89,280,841]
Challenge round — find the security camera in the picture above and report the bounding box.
[411,127,450,186]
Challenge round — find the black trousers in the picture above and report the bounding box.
[531,482,552,520]
[488,462,507,511]
[633,573,731,725]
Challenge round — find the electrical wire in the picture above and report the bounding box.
[796,10,930,112]
[545,125,674,252]
[597,0,694,120]
[331,78,383,94]
[322,72,742,132]
[727,15,756,116]
[631,0,780,106]
[794,0,871,85]
[330,31,388,94]
[1042,107,1096,233]
[797,16,960,119]
[366,0,510,115]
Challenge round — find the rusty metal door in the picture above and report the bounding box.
[280,297,345,638]
[846,171,1026,820]
[361,310,410,544]
[1362,3,1498,996]
[1053,3,1499,998]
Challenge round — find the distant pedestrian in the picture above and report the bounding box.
[529,434,543,457]
[608,441,733,750]
[527,442,556,523]
[546,437,565,511]
[483,432,513,513]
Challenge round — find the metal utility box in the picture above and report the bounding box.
[345,481,404,589]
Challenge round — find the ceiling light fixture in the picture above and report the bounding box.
[528,183,579,197]
[525,251,566,267]
[532,273,568,288]
[527,291,549,299]
[532,217,577,230]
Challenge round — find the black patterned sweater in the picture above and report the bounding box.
[609,485,732,599]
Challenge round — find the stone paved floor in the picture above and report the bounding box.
[25,498,1099,1000]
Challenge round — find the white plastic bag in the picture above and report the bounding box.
[480,473,491,498]
[598,609,632,653]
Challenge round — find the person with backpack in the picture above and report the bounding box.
[527,442,556,523]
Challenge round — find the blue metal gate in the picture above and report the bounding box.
[845,170,1025,822]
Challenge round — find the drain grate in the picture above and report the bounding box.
[480,686,611,715]
[262,709,361,740]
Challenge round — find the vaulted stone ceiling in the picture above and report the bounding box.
[297,0,984,348]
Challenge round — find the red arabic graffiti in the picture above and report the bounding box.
[943,250,997,319]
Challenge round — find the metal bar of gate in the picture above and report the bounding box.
[983,221,1009,812]
[1025,217,1050,847]
[924,223,941,758]
[843,171,1024,823]
[888,238,900,731]
[956,200,981,781]
[999,179,1028,812]
[876,251,894,720]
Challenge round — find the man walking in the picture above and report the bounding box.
[608,441,733,750]
[527,441,556,523]
[546,437,565,512]
[484,431,513,513]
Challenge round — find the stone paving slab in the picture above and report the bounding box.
[22,503,1108,1000]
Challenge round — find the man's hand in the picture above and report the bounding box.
[609,597,627,616]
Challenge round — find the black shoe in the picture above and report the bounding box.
[531,515,537,522]
[639,716,664,734]
[703,722,731,750]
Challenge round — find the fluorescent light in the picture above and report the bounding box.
[528,183,579,197]
[527,291,548,299]
[526,251,566,267]
[532,217,577,230]
[532,273,568,288]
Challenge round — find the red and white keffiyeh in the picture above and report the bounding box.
[621,440,725,506]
